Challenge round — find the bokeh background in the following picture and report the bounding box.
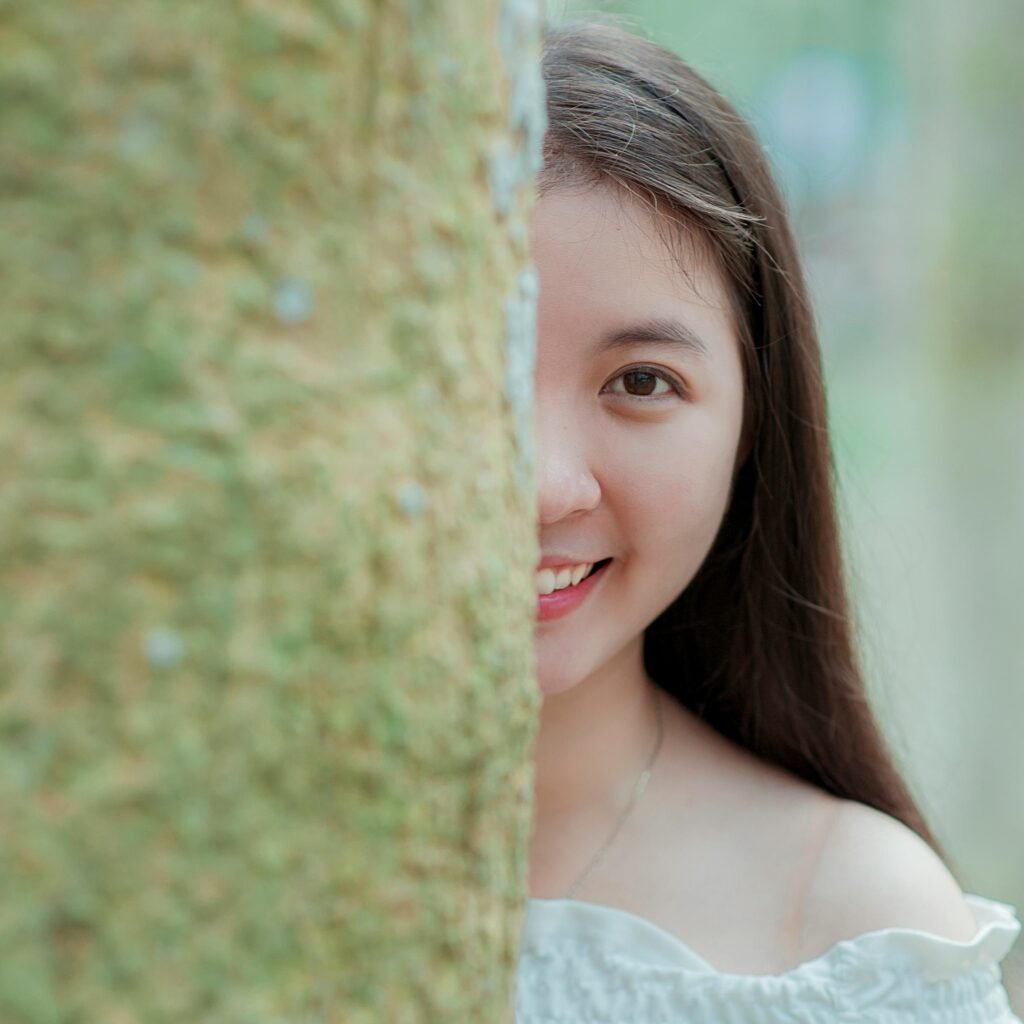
[550,0,1024,999]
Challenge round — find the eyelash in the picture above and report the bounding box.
[602,365,687,402]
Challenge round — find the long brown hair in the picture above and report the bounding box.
[540,18,941,854]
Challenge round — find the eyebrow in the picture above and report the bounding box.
[595,316,710,359]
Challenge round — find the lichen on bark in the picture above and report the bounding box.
[0,2,543,1021]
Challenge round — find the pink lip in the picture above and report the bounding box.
[536,560,611,622]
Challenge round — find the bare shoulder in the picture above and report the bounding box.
[797,798,978,961]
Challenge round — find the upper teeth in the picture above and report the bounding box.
[535,562,593,595]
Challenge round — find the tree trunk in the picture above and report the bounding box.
[0,2,544,1021]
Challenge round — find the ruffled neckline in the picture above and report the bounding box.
[523,892,1021,983]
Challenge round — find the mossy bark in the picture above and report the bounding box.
[0,2,543,1021]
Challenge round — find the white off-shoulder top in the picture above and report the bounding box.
[516,892,1021,1022]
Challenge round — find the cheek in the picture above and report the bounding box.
[620,431,736,533]
[614,432,738,587]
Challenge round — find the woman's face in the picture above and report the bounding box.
[529,185,746,697]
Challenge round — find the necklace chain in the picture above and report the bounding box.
[564,686,665,900]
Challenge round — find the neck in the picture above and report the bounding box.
[528,637,661,895]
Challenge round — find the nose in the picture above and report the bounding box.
[535,399,602,526]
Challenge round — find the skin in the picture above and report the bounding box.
[525,184,977,976]
[526,180,746,891]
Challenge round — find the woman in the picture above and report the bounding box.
[516,17,1020,1022]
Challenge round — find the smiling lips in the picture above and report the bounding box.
[535,561,594,595]
[535,559,612,622]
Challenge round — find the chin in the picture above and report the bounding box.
[536,677,572,699]
[533,659,586,699]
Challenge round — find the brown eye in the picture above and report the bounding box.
[623,370,659,396]
[604,366,683,401]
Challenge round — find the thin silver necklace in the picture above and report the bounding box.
[564,686,665,900]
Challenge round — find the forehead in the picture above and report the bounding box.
[529,184,737,348]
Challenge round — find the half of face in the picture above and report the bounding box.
[529,183,746,697]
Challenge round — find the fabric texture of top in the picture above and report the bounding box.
[515,892,1021,1022]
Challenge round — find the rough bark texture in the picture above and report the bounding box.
[0,2,543,1021]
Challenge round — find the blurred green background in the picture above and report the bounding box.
[549,0,1024,980]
